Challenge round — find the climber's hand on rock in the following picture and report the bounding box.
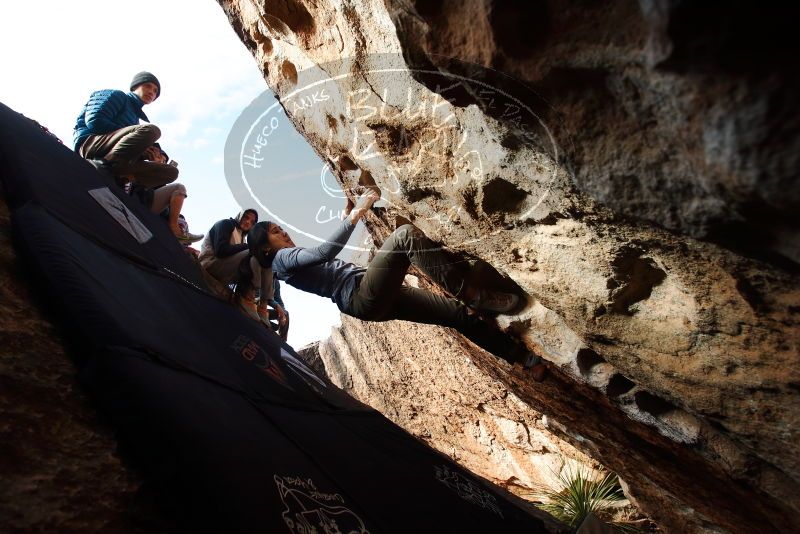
[349,189,380,223]
[343,197,355,219]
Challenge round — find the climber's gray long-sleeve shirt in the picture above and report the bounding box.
[271,218,366,311]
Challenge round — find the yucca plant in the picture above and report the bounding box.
[532,460,635,531]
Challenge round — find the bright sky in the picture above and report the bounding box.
[0,0,344,349]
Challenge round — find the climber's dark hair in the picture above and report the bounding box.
[248,221,277,268]
[233,220,276,298]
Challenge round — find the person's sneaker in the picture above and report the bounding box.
[468,289,520,314]
[177,231,204,243]
[173,219,204,244]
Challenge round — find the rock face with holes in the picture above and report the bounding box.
[298,314,603,499]
[218,1,800,532]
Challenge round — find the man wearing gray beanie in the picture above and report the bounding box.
[72,72,201,243]
[73,71,173,185]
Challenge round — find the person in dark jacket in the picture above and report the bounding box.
[73,71,177,188]
[240,191,547,380]
[73,72,199,242]
[199,209,287,331]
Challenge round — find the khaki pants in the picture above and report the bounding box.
[79,124,178,188]
[202,251,275,302]
[150,183,187,214]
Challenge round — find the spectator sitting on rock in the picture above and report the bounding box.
[74,71,176,188]
[199,209,287,329]
[73,71,199,242]
[127,152,202,243]
[239,190,547,380]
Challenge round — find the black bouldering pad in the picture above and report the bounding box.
[0,102,547,532]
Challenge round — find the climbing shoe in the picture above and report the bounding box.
[468,289,520,314]
[520,352,548,382]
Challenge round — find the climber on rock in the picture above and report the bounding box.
[239,190,547,381]
[73,71,200,242]
[199,209,288,335]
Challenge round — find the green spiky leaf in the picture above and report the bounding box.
[531,461,632,530]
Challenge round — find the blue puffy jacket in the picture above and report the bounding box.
[73,89,150,151]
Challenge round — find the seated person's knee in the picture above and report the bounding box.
[138,123,161,141]
[172,183,187,198]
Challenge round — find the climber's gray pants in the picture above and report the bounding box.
[346,225,520,362]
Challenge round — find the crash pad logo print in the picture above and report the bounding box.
[435,465,503,518]
[230,335,291,389]
[88,188,152,243]
[274,475,369,534]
